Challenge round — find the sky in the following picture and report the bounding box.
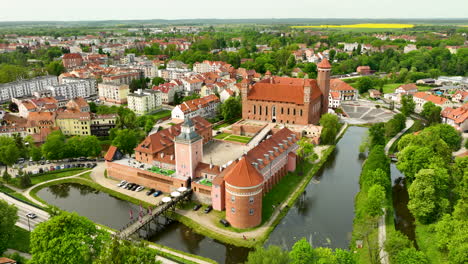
[0,0,467,21]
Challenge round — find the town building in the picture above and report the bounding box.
[65,97,90,112]
[0,75,58,102]
[152,83,180,104]
[14,97,59,118]
[56,112,117,136]
[98,83,129,104]
[329,79,358,101]
[369,89,382,99]
[46,79,96,99]
[413,92,452,112]
[220,88,235,102]
[171,94,220,122]
[441,103,468,131]
[395,83,418,94]
[102,71,141,85]
[62,53,84,69]
[356,66,372,75]
[127,89,162,115]
[241,59,332,125]
[329,92,341,108]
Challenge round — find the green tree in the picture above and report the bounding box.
[356,77,374,93]
[30,146,42,161]
[0,200,18,254]
[368,123,385,147]
[394,248,429,264]
[19,174,32,188]
[385,230,413,262]
[2,170,11,183]
[400,95,415,117]
[0,138,20,173]
[152,77,165,86]
[221,97,242,123]
[424,124,461,151]
[363,168,391,193]
[408,169,449,224]
[112,129,138,155]
[365,184,386,217]
[94,236,160,264]
[289,238,316,264]
[319,113,340,145]
[30,212,107,264]
[41,130,67,160]
[421,101,441,124]
[246,245,290,264]
[46,60,66,76]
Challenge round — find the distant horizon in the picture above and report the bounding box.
[1,0,467,22]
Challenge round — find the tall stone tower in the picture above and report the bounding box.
[317,58,331,115]
[240,78,250,120]
[224,158,264,229]
[174,117,203,179]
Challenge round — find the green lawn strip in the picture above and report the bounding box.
[382,83,404,94]
[227,135,251,140]
[30,178,153,209]
[79,172,92,180]
[146,241,217,264]
[8,226,31,253]
[169,212,259,248]
[388,119,416,154]
[224,137,250,143]
[213,122,230,130]
[28,168,89,186]
[147,110,171,120]
[1,183,44,207]
[214,133,230,140]
[415,224,447,264]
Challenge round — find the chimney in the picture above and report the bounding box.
[273,146,279,153]
[252,162,258,169]
[219,166,223,172]
[287,136,292,142]
[268,150,274,157]
[278,143,284,149]
[160,153,165,158]
[209,163,213,169]
[257,158,264,166]
[264,153,270,161]
[170,154,174,160]
[291,134,296,139]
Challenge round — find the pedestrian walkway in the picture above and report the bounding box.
[378,209,389,264]
[384,119,414,155]
[248,123,275,148]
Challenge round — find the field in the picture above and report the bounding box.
[292,23,414,29]
[214,133,251,143]
[381,83,432,94]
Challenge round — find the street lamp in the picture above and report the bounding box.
[27,217,31,232]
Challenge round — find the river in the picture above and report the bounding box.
[37,126,368,263]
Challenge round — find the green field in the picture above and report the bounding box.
[382,83,431,94]
[198,179,212,187]
[214,133,251,143]
[148,166,175,176]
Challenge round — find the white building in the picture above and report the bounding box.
[0,75,58,102]
[171,94,220,121]
[98,83,129,104]
[127,89,162,115]
[413,92,452,112]
[47,79,96,99]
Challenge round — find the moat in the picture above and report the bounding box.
[37,126,367,263]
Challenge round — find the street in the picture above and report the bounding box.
[0,192,49,231]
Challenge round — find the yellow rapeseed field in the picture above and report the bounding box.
[292,23,414,29]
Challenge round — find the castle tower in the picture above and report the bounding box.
[240,78,250,120]
[174,117,203,179]
[317,58,331,114]
[224,158,264,229]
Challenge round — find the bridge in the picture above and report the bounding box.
[117,189,193,240]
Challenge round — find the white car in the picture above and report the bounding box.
[26,213,37,219]
[117,180,127,187]
[135,186,144,192]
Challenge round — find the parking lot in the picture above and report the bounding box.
[341,103,395,124]
[11,158,102,176]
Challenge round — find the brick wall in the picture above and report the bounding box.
[225,183,263,229]
[106,162,187,193]
[231,123,266,136]
[192,182,212,204]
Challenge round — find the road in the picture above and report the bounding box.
[0,192,49,231]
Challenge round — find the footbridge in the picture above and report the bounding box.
[117,188,192,240]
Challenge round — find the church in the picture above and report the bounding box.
[241,58,331,125]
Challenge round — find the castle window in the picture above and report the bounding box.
[253,105,256,114]
[249,197,254,204]
[287,108,290,115]
[231,196,235,202]
[249,209,254,215]
[281,107,284,114]
[300,109,303,116]
[259,105,262,115]
[231,207,235,213]
[265,106,268,116]
[293,109,296,116]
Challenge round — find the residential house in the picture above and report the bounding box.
[171,94,220,121]
[98,83,129,104]
[329,92,341,108]
[220,88,235,102]
[441,103,468,131]
[152,83,179,104]
[413,92,451,112]
[62,53,84,69]
[451,90,468,103]
[127,89,162,115]
[14,97,59,118]
[369,89,382,99]
[329,79,358,101]
[65,97,90,112]
[395,83,418,94]
[356,66,372,75]
[0,75,58,102]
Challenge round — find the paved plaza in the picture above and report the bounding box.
[341,102,395,124]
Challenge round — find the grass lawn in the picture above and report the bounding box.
[382,83,432,94]
[0,183,42,207]
[148,166,175,176]
[213,122,230,130]
[214,133,251,143]
[147,109,171,120]
[9,226,31,253]
[30,168,89,186]
[198,179,212,187]
[415,224,447,264]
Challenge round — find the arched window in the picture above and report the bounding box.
[259,105,262,115]
[266,106,268,116]
[272,106,276,116]
[300,109,303,116]
[281,107,284,114]
[287,108,290,115]
[253,105,256,115]
[293,109,296,116]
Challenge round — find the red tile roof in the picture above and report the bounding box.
[317,58,331,69]
[178,94,220,113]
[398,83,418,91]
[413,92,448,105]
[248,76,321,105]
[104,145,118,161]
[224,158,264,188]
[330,79,356,91]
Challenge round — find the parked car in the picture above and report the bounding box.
[26,213,37,219]
[146,189,156,196]
[49,166,55,171]
[220,219,230,227]
[125,183,133,190]
[131,185,139,191]
[204,205,213,214]
[38,168,44,173]
[135,186,144,192]
[60,164,65,169]
[153,190,162,197]
[193,204,202,211]
[55,165,61,170]
[117,180,127,187]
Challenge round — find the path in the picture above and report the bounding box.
[21,166,210,264]
[0,192,49,230]
[384,119,414,155]
[378,209,389,264]
[452,132,468,157]
[248,123,275,147]
[5,249,32,259]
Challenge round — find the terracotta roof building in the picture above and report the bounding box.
[171,94,220,121]
[241,58,331,125]
[62,53,84,69]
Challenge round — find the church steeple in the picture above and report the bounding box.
[174,117,204,179]
[175,117,202,143]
